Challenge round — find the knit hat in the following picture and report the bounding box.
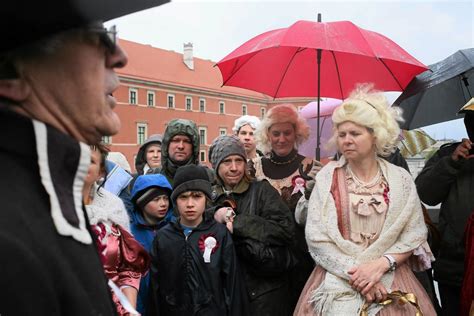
[135,187,170,210]
[171,165,212,202]
[209,135,247,169]
[131,173,172,211]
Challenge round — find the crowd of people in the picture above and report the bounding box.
[0,1,473,316]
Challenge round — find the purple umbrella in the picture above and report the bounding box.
[298,99,342,159]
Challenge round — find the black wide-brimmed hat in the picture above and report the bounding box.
[1,0,170,53]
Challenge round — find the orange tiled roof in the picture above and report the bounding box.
[117,39,269,101]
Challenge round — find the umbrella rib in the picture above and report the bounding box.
[220,50,264,87]
[272,47,306,98]
[379,58,404,90]
[330,50,345,99]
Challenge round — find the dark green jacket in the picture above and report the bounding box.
[415,142,474,286]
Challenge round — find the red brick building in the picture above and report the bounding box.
[108,39,311,171]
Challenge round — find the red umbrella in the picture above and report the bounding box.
[216,19,427,159]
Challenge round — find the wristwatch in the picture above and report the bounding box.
[383,254,397,272]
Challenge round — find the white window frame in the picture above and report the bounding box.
[198,127,207,145]
[199,98,206,112]
[219,101,225,114]
[129,88,138,105]
[185,96,193,111]
[219,128,227,136]
[200,150,207,162]
[137,123,148,145]
[242,104,248,115]
[147,91,155,107]
[167,93,175,109]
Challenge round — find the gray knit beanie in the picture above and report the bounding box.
[209,135,247,169]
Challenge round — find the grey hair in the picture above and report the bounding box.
[232,115,261,134]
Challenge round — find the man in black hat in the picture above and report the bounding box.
[416,111,474,316]
[0,0,168,314]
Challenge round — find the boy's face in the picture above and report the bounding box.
[143,195,170,222]
[176,191,206,227]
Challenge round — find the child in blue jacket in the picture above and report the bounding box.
[131,173,175,315]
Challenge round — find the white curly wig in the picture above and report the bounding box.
[232,115,261,134]
[255,103,310,154]
[329,83,403,157]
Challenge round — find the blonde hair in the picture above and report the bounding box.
[330,84,403,157]
[256,103,310,154]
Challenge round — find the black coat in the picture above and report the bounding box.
[0,110,116,315]
[415,142,474,286]
[149,217,248,316]
[212,179,296,316]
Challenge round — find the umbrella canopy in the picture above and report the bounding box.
[217,20,427,99]
[298,99,342,159]
[299,98,342,119]
[393,48,474,130]
[216,19,426,159]
[298,116,335,160]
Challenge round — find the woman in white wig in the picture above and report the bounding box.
[253,103,323,311]
[294,84,436,315]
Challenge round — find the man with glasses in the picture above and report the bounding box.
[0,0,168,315]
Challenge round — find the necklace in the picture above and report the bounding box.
[269,151,298,165]
[346,164,382,188]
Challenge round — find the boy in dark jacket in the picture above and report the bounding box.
[149,164,247,316]
[130,173,175,315]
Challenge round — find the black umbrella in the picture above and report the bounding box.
[393,48,474,130]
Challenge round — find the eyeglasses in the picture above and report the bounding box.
[88,25,117,53]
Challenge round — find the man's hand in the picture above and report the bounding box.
[451,138,474,161]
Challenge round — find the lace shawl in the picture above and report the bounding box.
[305,157,431,315]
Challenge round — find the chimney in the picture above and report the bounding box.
[183,42,194,70]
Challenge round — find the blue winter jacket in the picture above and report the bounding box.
[129,174,175,315]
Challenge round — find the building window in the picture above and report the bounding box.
[242,104,247,115]
[186,96,192,111]
[199,127,207,145]
[219,101,225,114]
[167,94,175,108]
[129,88,138,105]
[260,107,266,119]
[102,136,112,144]
[200,150,206,162]
[219,128,227,136]
[137,123,147,145]
[199,98,206,112]
[147,91,155,107]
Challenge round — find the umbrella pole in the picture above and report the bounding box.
[315,13,322,161]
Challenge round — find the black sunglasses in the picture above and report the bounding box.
[88,25,117,53]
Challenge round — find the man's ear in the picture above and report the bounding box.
[0,78,30,102]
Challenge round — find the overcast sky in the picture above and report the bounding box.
[109,0,473,140]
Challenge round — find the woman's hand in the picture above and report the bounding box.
[363,281,388,303]
[348,257,389,294]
